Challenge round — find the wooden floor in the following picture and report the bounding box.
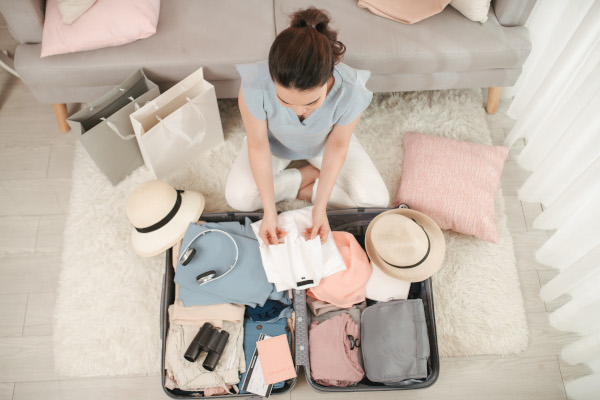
[0,25,590,400]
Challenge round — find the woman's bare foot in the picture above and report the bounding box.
[297,182,314,202]
[298,164,320,189]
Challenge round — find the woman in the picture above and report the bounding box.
[226,7,389,245]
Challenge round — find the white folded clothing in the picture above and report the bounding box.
[165,306,245,391]
[251,206,346,291]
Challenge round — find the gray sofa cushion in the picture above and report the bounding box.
[0,0,44,44]
[274,0,531,75]
[367,68,523,93]
[493,0,537,27]
[15,0,275,102]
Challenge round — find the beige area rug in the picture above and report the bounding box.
[54,89,528,377]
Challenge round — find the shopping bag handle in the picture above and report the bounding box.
[88,88,128,112]
[154,97,207,145]
[100,118,136,140]
[128,96,143,111]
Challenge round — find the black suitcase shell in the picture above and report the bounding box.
[160,211,296,399]
[160,208,439,398]
[292,208,439,393]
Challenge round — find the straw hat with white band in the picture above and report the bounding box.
[365,208,445,282]
[126,180,205,257]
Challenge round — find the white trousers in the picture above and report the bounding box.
[225,136,390,212]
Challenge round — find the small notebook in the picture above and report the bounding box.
[256,334,297,385]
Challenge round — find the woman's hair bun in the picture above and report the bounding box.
[268,7,346,90]
[289,7,346,64]
[290,6,330,31]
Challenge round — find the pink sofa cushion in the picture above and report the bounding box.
[357,0,451,24]
[57,0,97,24]
[395,131,508,243]
[41,0,160,57]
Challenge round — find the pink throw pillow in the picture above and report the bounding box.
[358,0,451,24]
[41,0,160,57]
[395,132,508,243]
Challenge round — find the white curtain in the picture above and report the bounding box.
[504,1,600,399]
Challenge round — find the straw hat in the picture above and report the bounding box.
[126,180,205,257]
[365,208,445,282]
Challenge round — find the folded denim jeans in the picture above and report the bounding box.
[246,300,285,321]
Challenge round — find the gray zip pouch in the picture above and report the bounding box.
[361,299,429,384]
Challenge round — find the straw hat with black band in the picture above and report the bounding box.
[126,180,205,257]
[365,208,445,282]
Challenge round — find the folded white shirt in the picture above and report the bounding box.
[251,207,346,291]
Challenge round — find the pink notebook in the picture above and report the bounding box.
[256,334,297,385]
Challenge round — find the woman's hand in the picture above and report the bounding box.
[259,210,287,245]
[304,207,330,244]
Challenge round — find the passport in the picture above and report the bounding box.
[256,334,297,385]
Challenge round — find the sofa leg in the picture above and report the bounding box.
[486,87,501,114]
[53,103,71,133]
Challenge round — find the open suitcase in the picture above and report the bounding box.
[160,208,439,398]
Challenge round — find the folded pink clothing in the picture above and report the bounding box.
[309,313,365,387]
[204,386,232,397]
[306,297,345,316]
[173,285,245,328]
[165,375,232,396]
[307,231,372,308]
[172,239,183,267]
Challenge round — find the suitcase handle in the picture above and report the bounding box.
[293,289,310,367]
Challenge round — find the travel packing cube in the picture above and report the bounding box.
[160,208,439,398]
[361,299,430,384]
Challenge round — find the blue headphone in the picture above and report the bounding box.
[178,229,239,286]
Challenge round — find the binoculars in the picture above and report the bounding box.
[184,322,230,371]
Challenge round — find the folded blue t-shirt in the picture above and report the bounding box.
[175,219,274,307]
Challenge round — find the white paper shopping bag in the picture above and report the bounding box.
[130,68,224,178]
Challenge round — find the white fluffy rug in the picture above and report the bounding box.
[54,89,528,377]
